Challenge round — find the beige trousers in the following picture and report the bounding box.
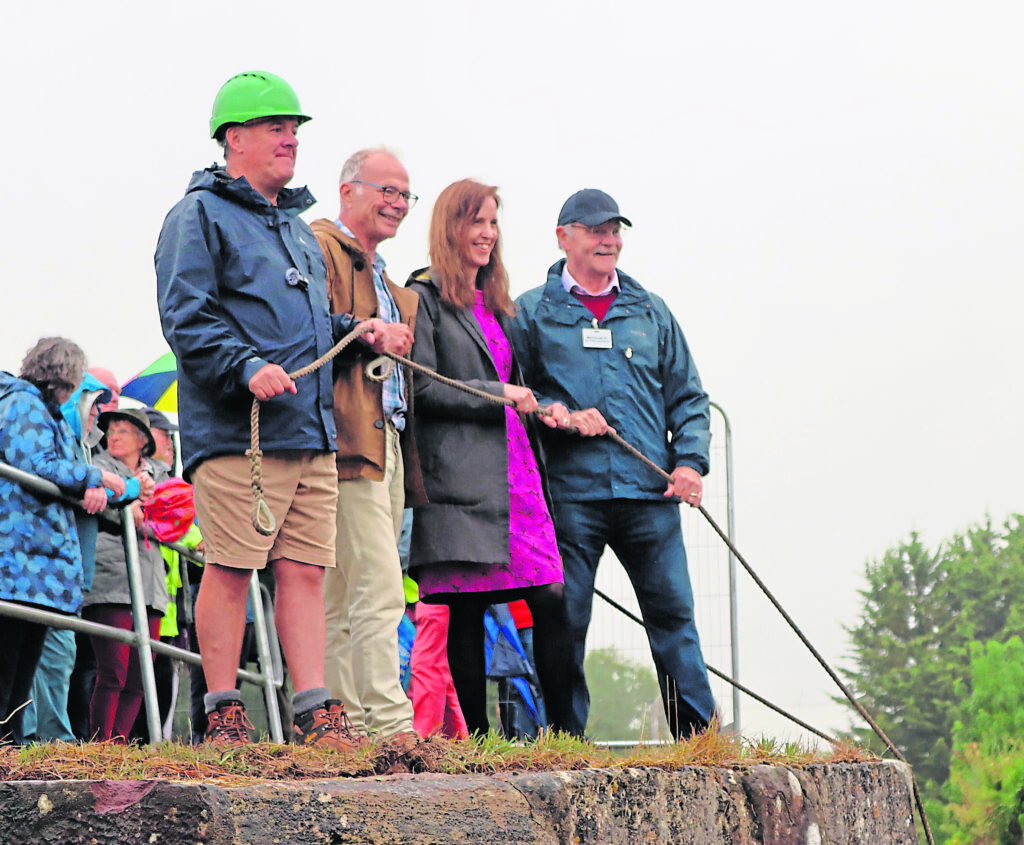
[323,424,414,736]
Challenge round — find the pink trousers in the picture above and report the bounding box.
[408,602,467,739]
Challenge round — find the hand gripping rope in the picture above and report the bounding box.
[246,322,375,536]
[246,323,934,844]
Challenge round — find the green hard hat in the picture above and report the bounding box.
[209,70,312,139]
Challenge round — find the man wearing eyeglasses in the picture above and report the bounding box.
[311,148,424,741]
[508,188,716,741]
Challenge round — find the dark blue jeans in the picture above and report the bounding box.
[552,498,715,739]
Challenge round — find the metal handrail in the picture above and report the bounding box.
[0,460,284,743]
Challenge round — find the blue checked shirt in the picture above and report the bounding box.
[335,220,407,430]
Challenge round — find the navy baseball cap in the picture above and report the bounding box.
[557,189,632,228]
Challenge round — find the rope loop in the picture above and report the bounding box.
[364,355,394,383]
[251,491,275,536]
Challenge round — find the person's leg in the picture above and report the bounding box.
[410,602,453,737]
[272,558,327,693]
[194,564,251,694]
[186,606,208,743]
[154,640,177,737]
[10,622,48,746]
[129,631,177,743]
[442,676,469,740]
[68,631,96,740]
[611,500,715,738]
[272,558,360,751]
[0,617,48,745]
[112,612,162,741]
[522,582,579,735]
[516,626,545,738]
[550,500,611,738]
[445,594,490,736]
[331,428,413,737]
[323,487,359,728]
[409,603,468,739]
[84,604,133,741]
[24,626,76,742]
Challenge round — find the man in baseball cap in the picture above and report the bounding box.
[508,188,716,741]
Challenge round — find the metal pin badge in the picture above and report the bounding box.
[285,267,308,290]
[625,347,633,359]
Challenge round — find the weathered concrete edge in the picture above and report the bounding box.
[6,760,918,844]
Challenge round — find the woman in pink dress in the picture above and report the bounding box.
[406,179,582,736]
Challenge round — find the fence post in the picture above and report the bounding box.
[121,505,162,743]
[709,401,741,734]
[248,571,284,743]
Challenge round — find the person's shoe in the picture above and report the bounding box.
[293,699,362,751]
[205,700,254,748]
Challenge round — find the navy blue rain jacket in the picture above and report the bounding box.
[155,166,347,479]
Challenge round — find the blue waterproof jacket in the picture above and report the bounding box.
[58,374,139,593]
[509,261,710,502]
[0,371,102,613]
[155,165,345,479]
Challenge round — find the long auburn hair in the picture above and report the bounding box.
[428,179,514,316]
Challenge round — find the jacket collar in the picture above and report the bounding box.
[186,164,317,216]
[410,268,499,366]
[311,219,374,274]
[542,259,648,323]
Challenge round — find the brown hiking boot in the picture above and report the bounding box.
[293,699,362,751]
[205,700,254,747]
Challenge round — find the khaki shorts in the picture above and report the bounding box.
[193,450,337,569]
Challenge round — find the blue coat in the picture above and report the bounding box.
[155,165,344,479]
[60,373,113,594]
[0,371,102,613]
[508,260,711,502]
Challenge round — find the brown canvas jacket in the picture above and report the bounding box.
[310,219,426,506]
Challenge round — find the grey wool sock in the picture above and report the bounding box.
[292,686,331,716]
[204,689,243,715]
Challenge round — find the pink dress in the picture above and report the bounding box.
[416,293,563,598]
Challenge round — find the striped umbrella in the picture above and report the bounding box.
[120,351,178,413]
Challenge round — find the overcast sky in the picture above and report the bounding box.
[5,1,1022,742]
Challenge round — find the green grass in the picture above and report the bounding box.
[0,727,877,786]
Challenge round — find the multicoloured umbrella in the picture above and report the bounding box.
[121,351,178,413]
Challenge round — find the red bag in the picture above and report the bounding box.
[143,478,196,544]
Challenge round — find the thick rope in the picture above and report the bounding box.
[247,322,375,535]
[246,326,933,842]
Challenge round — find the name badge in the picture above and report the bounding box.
[582,328,613,349]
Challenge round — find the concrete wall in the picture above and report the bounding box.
[2,760,917,844]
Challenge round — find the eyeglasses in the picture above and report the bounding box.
[350,180,418,209]
[567,222,623,238]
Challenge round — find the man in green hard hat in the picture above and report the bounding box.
[156,71,396,750]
